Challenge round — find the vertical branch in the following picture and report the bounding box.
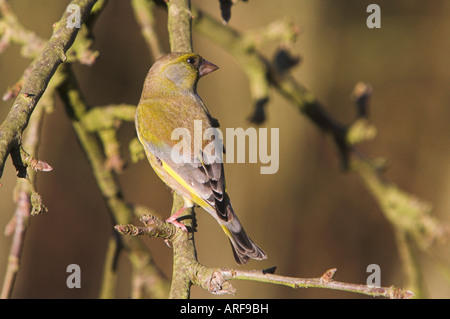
[168,193,196,299]
[167,0,192,52]
[165,0,198,299]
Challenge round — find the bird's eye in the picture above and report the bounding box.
[187,57,196,65]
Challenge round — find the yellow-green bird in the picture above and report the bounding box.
[135,52,267,264]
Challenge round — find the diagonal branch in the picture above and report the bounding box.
[0,0,98,180]
[131,0,165,60]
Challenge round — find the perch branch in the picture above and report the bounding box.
[167,0,192,52]
[164,0,199,299]
[117,0,201,299]
[116,214,414,299]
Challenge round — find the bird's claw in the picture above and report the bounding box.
[165,216,188,232]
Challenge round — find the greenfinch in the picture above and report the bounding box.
[135,52,267,264]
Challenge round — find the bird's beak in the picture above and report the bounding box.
[199,59,219,77]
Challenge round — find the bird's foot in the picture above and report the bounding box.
[165,207,187,232]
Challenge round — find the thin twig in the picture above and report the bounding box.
[1,100,47,299]
[0,0,46,57]
[1,185,30,299]
[228,268,414,299]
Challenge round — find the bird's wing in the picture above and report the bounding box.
[142,137,230,222]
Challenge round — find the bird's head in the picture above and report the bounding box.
[144,52,219,94]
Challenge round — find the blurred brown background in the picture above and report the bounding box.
[0,0,449,298]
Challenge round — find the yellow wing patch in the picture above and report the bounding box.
[159,158,214,213]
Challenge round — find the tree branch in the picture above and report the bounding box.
[0,100,47,298]
[163,0,199,299]
[116,214,414,299]
[167,0,192,52]
[0,0,46,58]
[0,0,97,180]
[0,58,67,298]
[131,0,165,60]
[224,268,413,299]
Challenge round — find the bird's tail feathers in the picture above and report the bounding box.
[220,206,267,264]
